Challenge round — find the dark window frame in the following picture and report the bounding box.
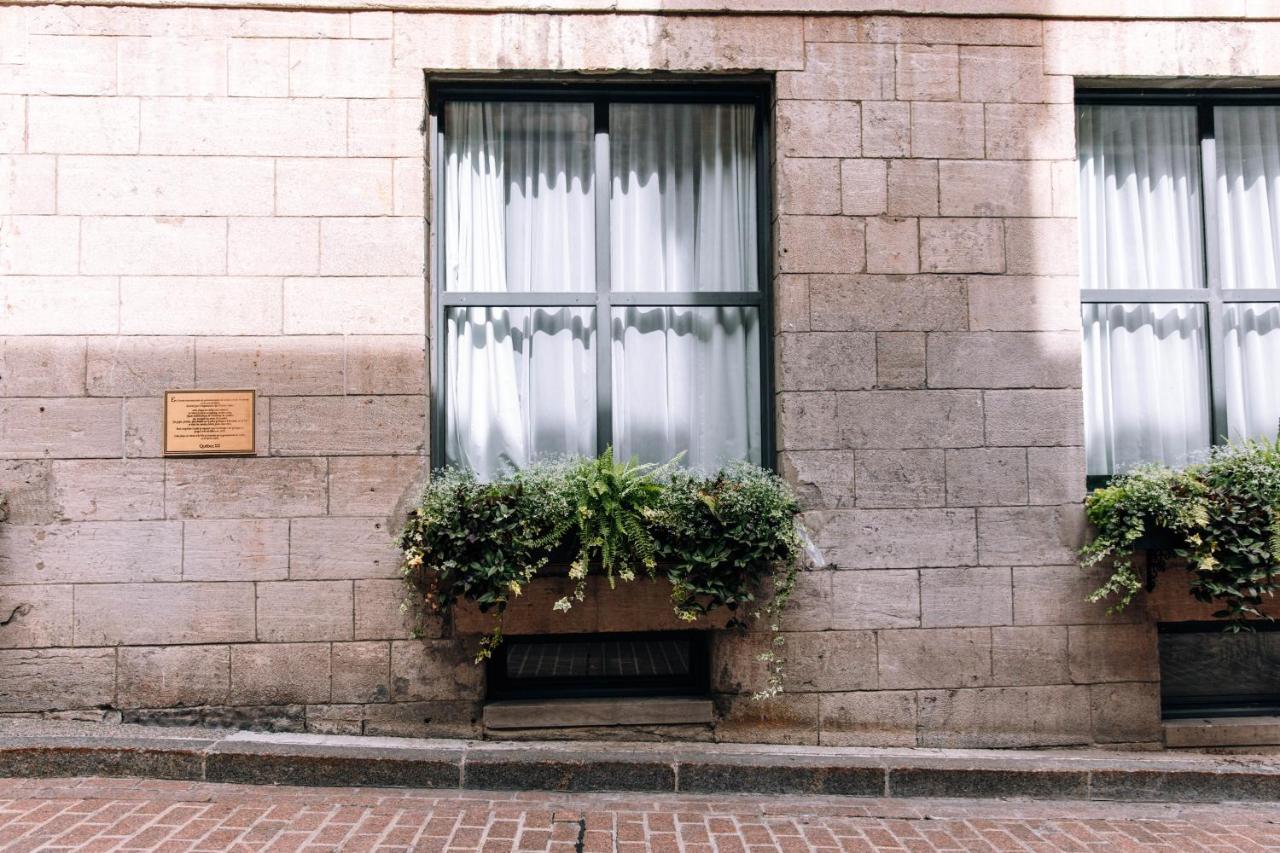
[1077,88,1280,488]
[427,79,775,471]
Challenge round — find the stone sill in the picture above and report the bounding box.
[10,0,1279,19]
[1165,716,1280,749]
[483,696,715,730]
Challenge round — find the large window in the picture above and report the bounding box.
[431,85,771,479]
[1078,93,1280,480]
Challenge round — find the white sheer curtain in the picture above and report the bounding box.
[1216,106,1280,442]
[1078,105,1212,474]
[610,103,761,469]
[443,102,596,477]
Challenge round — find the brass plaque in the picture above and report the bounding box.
[163,389,256,457]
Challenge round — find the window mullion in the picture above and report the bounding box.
[1199,103,1230,444]
[593,98,613,455]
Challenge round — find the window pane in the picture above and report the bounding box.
[1215,107,1280,290]
[443,102,595,292]
[1225,302,1280,441]
[1077,105,1204,290]
[610,104,758,292]
[611,307,760,469]
[1082,303,1211,475]
[445,307,596,478]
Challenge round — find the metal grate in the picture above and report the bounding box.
[506,638,691,679]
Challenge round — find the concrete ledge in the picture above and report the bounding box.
[483,697,715,730]
[1165,716,1280,749]
[0,722,1279,802]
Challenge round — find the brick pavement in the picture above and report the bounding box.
[0,777,1277,852]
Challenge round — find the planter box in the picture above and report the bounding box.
[452,573,735,636]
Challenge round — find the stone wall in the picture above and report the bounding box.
[2,4,1274,745]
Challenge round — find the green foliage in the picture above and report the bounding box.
[399,450,805,694]
[1083,436,1280,622]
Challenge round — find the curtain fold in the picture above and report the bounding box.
[1078,105,1212,473]
[443,102,596,477]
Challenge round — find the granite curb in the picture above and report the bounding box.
[0,725,1277,802]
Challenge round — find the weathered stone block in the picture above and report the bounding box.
[774,274,810,333]
[861,102,910,158]
[345,335,427,395]
[911,102,983,159]
[360,698,481,739]
[277,157,393,216]
[1028,446,1086,506]
[960,46,1070,103]
[819,690,917,747]
[27,96,138,154]
[290,517,401,580]
[928,331,1081,389]
[165,457,327,519]
[0,460,54,525]
[0,216,79,275]
[86,336,194,396]
[230,642,331,705]
[875,332,925,389]
[809,275,967,332]
[985,103,1076,160]
[347,97,424,158]
[778,215,865,275]
[0,154,56,215]
[182,519,288,582]
[840,159,887,217]
[332,641,391,704]
[1012,564,1142,627]
[865,217,919,275]
[117,36,226,96]
[779,450,855,509]
[917,685,1092,748]
[836,390,983,449]
[878,628,991,689]
[714,692,819,746]
[118,645,229,708]
[896,44,958,101]
[984,389,1084,447]
[778,101,860,159]
[863,16,1043,47]
[777,157,838,215]
[50,459,164,521]
[257,580,354,643]
[778,42,893,101]
[272,396,424,456]
[939,160,1053,217]
[886,159,938,216]
[1090,682,1162,744]
[919,218,1004,274]
[82,218,225,276]
[140,97,347,157]
[920,566,1012,628]
[0,521,180,583]
[855,449,944,508]
[74,582,256,645]
[777,392,839,451]
[393,157,425,217]
[777,570,834,633]
[354,578,426,640]
[778,332,874,392]
[991,626,1070,686]
[1004,217,1078,275]
[714,630,876,695]
[283,277,426,335]
[0,336,85,397]
[0,648,115,712]
[390,639,483,702]
[977,505,1085,567]
[195,336,344,396]
[329,456,424,518]
[0,584,72,648]
[58,155,273,216]
[228,217,319,275]
[830,569,920,629]
[228,38,289,97]
[120,276,282,335]
[288,38,392,99]
[944,447,1028,508]
[1068,623,1159,684]
[811,509,976,569]
[967,275,1079,332]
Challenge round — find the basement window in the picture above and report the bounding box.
[1160,621,1280,718]
[486,631,710,701]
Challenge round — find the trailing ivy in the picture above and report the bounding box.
[399,450,805,694]
[1082,436,1280,623]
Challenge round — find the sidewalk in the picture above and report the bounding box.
[0,719,1277,803]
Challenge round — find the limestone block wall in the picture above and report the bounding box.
[0,2,1273,745]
